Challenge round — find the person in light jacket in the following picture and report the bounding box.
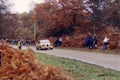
[18,40,22,50]
[103,36,109,50]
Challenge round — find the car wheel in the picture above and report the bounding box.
[50,48,53,50]
[36,47,39,50]
[40,48,43,50]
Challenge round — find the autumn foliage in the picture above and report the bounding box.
[0,0,120,50]
[32,0,120,50]
[0,43,68,80]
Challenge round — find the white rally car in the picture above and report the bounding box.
[36,39,53,50]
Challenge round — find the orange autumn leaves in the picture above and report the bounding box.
[0,43,68,80]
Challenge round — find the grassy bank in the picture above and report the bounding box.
[35,53,120,80]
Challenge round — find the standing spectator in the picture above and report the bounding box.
[84,35,89,48]
[103,36,109,50]
[18,40,22,50]
[92,36,98,49]
[59,37,62,46]
[55,37,60,47]
[84,34,93,49]
[88,35,93,49]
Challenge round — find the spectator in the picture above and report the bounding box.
[88,35,93,49]
[59,37,62,46]
[18,40,22,50]
[55,37,60,47]
[92,36,98,49]
[84,35,89,48]
[103,36,109,50]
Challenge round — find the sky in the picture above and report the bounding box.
[10,0,44,13]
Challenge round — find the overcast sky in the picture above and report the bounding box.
[10,0,44,13]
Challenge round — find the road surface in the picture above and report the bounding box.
[12,45,120,71]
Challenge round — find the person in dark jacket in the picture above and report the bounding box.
[92,36,98,49]
[88,36,93,49]
[85,35,89,48]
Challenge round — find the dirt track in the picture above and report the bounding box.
[12,45,120,71]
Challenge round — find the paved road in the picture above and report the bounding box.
[12,45,120,71]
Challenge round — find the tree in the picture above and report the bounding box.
[1,13,19,38]
[58,0,85,34]
[32,1,59,38]
[20,12,33,28]
[104,0,120,29]
[15,27,33,40]
[86,0,103,36]
[0,0,11,38]
[87,0,120,36]
[32,0,87,38]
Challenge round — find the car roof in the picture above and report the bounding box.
[39,39,50,42]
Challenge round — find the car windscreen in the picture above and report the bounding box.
[39,40,50,45]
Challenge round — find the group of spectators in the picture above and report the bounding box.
[84,35,98,49]
[0,35,110,50]
[0,38,36,49]
[84,35,110,50]
[5,39,35,46]
[54,35,110,50]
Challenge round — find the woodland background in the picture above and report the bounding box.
[0,0,120,49]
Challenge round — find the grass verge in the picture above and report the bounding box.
[35,53,120,80]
